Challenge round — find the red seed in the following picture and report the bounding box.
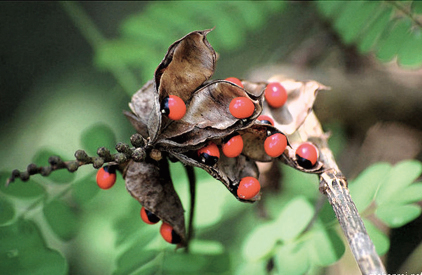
[229,97,255,119]
[222,134,243,158]
[96,166,116,190]
[264,133,287,158]
[237,177,261,200]
[160,222,181,244]
[140,206,160,225]
[225,77,244,88]
[296,142,318,169]
[197,142,220,166]
[257,115,274,126]
[265,82,287,108]
[162,95,186,120]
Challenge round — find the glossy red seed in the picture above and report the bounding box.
[265,82,287,108]
[296,142,318,169]
[237,177,261,200]
[163,95,186,120]
[225,77,244,88]
[197,142,220,165]
[222,134,243,158]
[160,222,181,244]
[229,97,255,119]
[264,133,287,158]
[140,206,160,225]
[96,166,116,190]
[257,115,274,126]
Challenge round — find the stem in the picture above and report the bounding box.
[319,170,386,275]
[293,112,387,274]
[184,165,196,251]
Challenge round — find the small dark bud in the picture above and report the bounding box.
[67,161,79,172]
[97,147,112,161]
[48,156,62,166]
[115,142,131,154]
[93,157,104,169]
[132,148,146,162]
[12,169,21,178]
[41,166,52,176]
[75,150,89,162]
[27,163,39,175]
[20,171,30,181]
[114,153,127,163]
[130,133,145,148]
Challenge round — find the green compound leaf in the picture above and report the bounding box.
[317,1,422,68]
[332,1,379,45]
[391,182,422,205]
[32,149,75,184]
[80,123,117,156]
[0,219,67,275]
[275,242,310,275]
[71,172,100,205]
[0,171,46,198]
[115,249,230,275]
[397,27,422,66]
[376,203,421,228]
[273,197,315,242]
[43,199,79,241]
[307,227,345,267]
[95,1,286,92]
[242,222,278,260]
[348,162,391,213]
[375,160,422,205]
[235,261,267,275]
[412,1,422,14]
[363,219,390,256]
[376,17,413,62]
[357,6,393,53]
[0,196,15,225]
[242,197,314,261]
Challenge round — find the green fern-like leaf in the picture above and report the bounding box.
[316,1,422,68]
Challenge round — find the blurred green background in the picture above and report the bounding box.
[1,1,422,275]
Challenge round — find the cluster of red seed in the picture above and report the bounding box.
[96,76,319,245]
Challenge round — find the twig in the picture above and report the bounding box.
[184,165,197,251]
[296,112,386,274]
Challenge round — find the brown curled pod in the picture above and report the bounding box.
[260,76,329,135]
[123,158,186,246]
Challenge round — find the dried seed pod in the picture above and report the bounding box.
[124,159,186,245]
[260,76,329,135]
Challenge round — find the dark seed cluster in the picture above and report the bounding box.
[6,133,148,186]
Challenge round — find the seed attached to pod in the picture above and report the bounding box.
[264,133,287,158]
[265,82,287,108]
[296,142,319,169]
[222,133,243,158]
[96,165,116,190]
[140,206,160,225]
[197,142,220,166]
[225,77,244,88]
[160,222,181,244]
[237,177,261,200]
[257,115,274,126]
[229,97,255,119]
[161,95,186,120]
